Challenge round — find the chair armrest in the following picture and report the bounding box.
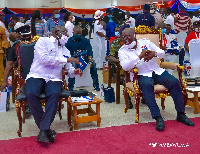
[160,62,180,70]
[107,56,120,64]
[62,69,69,90]
[177,66,187,91]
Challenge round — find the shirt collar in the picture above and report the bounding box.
[50,36,57,43]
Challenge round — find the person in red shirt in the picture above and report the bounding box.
[185,20,200,52]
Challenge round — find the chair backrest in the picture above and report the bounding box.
[174,32,187,47]
[19,42,36,79]
[135,25,162,49]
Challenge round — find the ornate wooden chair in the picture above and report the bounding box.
[15,36,72,137]
[123,25,188,123]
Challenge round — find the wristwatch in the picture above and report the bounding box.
[154,52,157,57]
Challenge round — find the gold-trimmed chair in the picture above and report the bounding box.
[15,36,72,137]
[123,25,188,123]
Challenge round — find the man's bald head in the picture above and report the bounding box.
[52,26,68,39]
[122,28,135,36]
[122,28,135,45]
[73,26,82,35]
[9,32,20,42]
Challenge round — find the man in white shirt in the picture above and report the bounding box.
[124,11,135,28]
[164,7,174,30]
[25,26,82,143]
[118,28,194,131]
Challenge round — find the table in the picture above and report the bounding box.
[186,86,200,114]
[67,96,103,130]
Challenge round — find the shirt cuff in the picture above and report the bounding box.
[60,57,68,64]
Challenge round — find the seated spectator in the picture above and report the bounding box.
[124,11,135,28]
[191,10,200,27]
[162,24,179,74]
[164,7,174,30]
[25,10,45,37]
[25,26,82,143]
[118,28,194,131]
[185,20,200,52]
[66,26,100,91]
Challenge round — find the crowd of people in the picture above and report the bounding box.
[0,3,200,143]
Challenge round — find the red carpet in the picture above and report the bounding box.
[0,117,200,154]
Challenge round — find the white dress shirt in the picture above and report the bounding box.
[26,36,76,82]
[118,38,165,77]
[65,21,74,38]
[164,14,174,30]
[125,17,135,28]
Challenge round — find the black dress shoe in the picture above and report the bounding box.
[141,98,146,104]
[47,129,57,143]
[36,131,50,143]
[156,116,165,131]
[176,114,195,126]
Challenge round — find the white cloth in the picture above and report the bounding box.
[125,17,135,28]
[191,16,200,25]
[164,53,179,75]
[26,36,76,82]
[14,22,25,31]
[65,21,74,38]
[93,20,106,68]
[164,14,174,30]
[118,38,165,77]
[0,21,9,41]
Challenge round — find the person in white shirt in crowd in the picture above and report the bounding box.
[118,28,194,131]
[164,7,174,30]
[12,16,25,32]
[124,11,135,28]
[64,12,75,38]
[191,10,200,26]
[162,24,179,75]
[93,10,107,69]
[25,26,82,144]
[150,3,163,30]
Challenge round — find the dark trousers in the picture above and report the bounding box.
[68,62,99,91]
[26,78,62,131]
[179,48,185,66]
[138,71,185,119]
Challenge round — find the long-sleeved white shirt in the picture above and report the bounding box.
[26,36,76,82]
[65,21,74,38]
[118,38,165,77]
[125,17,135,28]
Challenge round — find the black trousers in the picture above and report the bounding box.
[26,78,62,131]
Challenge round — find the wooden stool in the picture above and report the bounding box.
[67,97,103,130]
[186,87,200,114]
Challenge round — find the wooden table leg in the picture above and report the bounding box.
[74,106,79,130]
[96,104,101,127]
[193,91,199,114]
[67,102,73,131]
[115,63,120,104]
